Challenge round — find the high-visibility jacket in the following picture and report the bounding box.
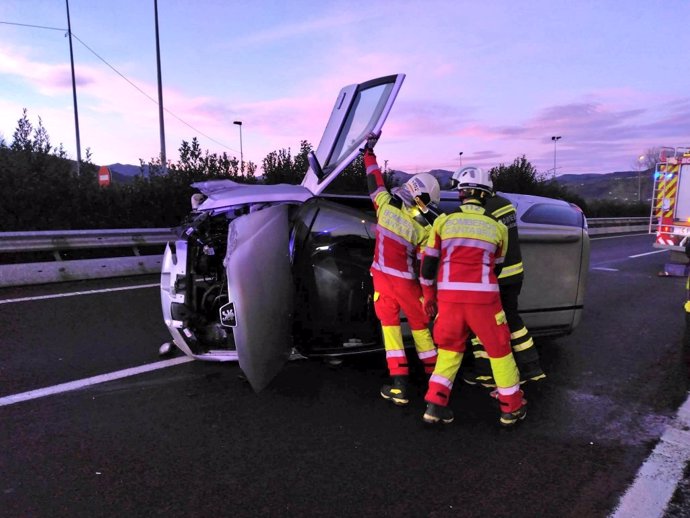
[365,151,429,280]
[420,199,508,304]
[484,194,523,285]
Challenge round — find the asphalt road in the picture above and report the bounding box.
[1,233,688,518]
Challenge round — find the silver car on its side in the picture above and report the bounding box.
[159,74,590,391]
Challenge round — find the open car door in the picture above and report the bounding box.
[230,74,405,392]
[301,74,405,195]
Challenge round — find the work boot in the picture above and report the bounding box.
[423,403,454,424]
[498,390,527,427]
[380,376,409,406]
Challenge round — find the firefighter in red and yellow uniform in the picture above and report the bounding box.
[463,188,546,386]
[420,166,526,426]
[363,134,440,406]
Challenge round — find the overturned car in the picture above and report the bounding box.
[160,74,590,391]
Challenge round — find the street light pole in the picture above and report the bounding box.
[638,154,645,202]
[233,120,243,174]
[458,151,464,168]
[551,136,562,178]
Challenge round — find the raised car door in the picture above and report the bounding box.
[301,74,405,195]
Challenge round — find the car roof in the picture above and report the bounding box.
[439,189,574,219]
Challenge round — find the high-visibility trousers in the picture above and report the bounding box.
[425,299,521,411]
[471,281,543,380]
[371,269,437,376]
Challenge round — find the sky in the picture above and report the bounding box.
[0,1,689,176]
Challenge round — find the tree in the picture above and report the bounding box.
[0,109,101,230]
[489,155,542,194]
[489,155,587,210]
[636,147,661,171]
[262,140,313,185]
[325,153,367,194]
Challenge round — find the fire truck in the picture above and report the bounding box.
[650,146,690,269]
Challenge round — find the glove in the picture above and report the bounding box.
[360,131,381,153]
[422,286,437,317]
[424,299,437,318]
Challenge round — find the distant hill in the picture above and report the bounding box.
[103,161,656,202]
[556,169,655,202]
[388,169,455,190]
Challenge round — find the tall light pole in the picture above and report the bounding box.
[154,0,167,174]
[65,0,82,174]
[551,136,562,178]
[233,120,243,173]
[637,154,645,202]
[458,151,464,168]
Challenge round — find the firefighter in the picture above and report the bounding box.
[420,166,526,426]
[363,134,440,406]
[461,173,546,387]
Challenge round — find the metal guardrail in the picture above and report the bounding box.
[0,218,651,288]
[586,217,650,236]
[0,228,176,288]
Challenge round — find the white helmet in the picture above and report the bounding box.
[404,173,441,212]
[451,166,493,195]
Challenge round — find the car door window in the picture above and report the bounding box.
[301,74,405,195]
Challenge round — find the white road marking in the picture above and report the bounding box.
[0,283,159,305]
[0,356,195,407]
[629,250,671,259]
[593,267,619,272]
[609,391,690,518]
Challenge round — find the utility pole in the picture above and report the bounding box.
[154,0,167,173]
[551,136,562,178]
[233,121,243,173]
[65,0,82,174]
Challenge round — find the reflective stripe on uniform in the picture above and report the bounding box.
[386,349,406,359]
[473,349,489,359]
[510,326,529,340]
[498,261,524,278]
[418,349,437,360]
[429,373,453,390]
[496,384,520,396]
[372,263,416,279]
[492,204,514,219]
[512,337,534,352]
[424,246,440,257]
[438,281,500,292]
[441,237,496,253]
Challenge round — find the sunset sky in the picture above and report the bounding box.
[1,1,688,175]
